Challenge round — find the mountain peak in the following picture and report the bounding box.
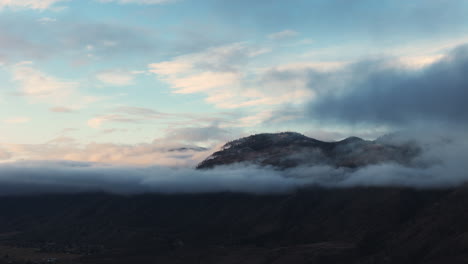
[338,136,365,144]
[197,132,419,169]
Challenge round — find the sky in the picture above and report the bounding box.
[0,0,467,167]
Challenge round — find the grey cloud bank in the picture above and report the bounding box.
[307,44,468,127]
[0,161,305,195]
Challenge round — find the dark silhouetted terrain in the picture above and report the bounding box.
[0,187,468,263]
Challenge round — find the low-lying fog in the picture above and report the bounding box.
[0,130,467,195]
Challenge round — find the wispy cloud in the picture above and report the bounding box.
[86,106,239,132]
[0,0,67,10]
[87,114,140,128]
[168,71,240,94]
[12,62,78,102]
[96,0,175,4]
[37,17,57,24]
[148,42,313,115]
[49,106,75,113]
[96,70,135,86]
[0,148,11,160]
[87,106,177,128]
[10,62,100,108]
[268,30,299,40]
[1,136,214,167]
[4,117,31,124]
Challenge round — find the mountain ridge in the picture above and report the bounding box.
[197,132,420,169]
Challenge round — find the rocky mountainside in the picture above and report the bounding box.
[197,132,420,169]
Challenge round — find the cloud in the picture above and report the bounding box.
[1,137,214,167]
[148,43,251,96]
[0,29,48,61]
[0,8,243,65]
[10,63,100,108]
[11,63,78,102]
[0,130,467,195]
[4,117,31,124]
[59,22,160,59]
[0,17,163,63]
[114,106,170,117]
[101,128,127,134]
[87,106,173,128]
[330,132,468,188]
[49,106,75,113]
[236,110,277,127]
[2,118,237,167]
[149,61,192,75]
[0,161,307,195]
[148,42,314,115]
[0,0,66,10]
[96,70,135,86]
[97,0,174,4]
[87,114,140,128]
[0,148,11,160]
[398,54,444,69]
[37,17,57,23]
[212,0,468,44]
[87,105,241,135]
[149,42,260,74]
[169,71,240,94]
[268,30,299,40]
[306,44,468,127]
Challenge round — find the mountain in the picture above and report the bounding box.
[0,133,464,264]
[197,132,420,169]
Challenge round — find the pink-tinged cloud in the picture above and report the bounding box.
[147,42,315,114]
[50,106,74,113]
[170,71,240,94]
[0,0,67,10]
[97,0,174,5]
[2,138,216,167]
[96,70,135,86]
[4,117,31,124]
